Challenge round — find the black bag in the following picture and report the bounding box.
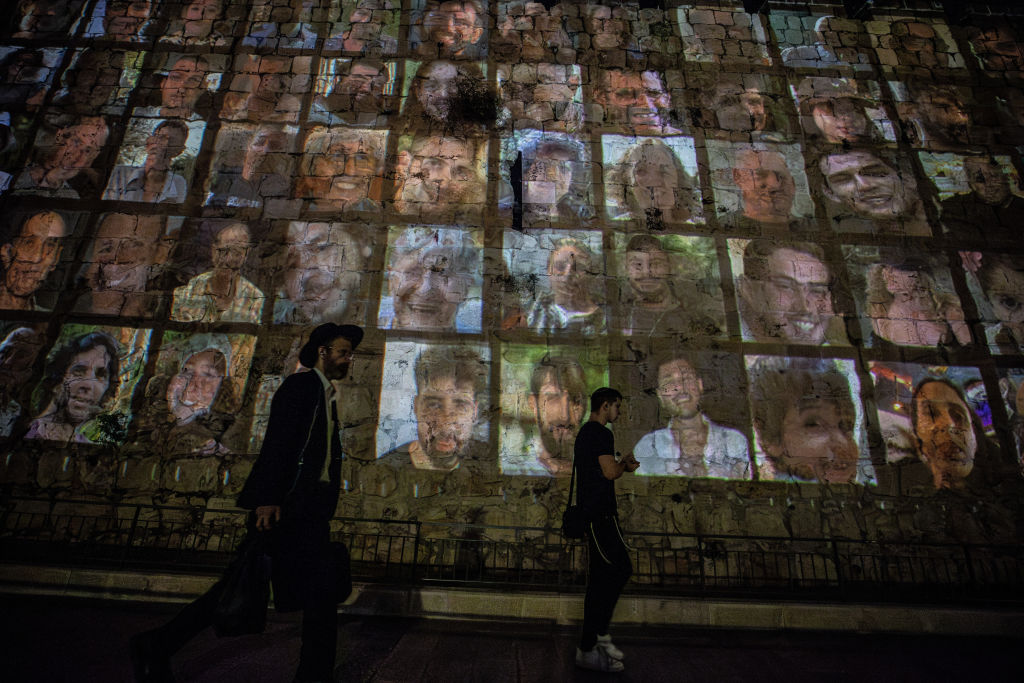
[331,541,353,603]
[562,462,587,539]
[212,531,272,637]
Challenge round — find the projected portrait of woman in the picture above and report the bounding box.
[748,356,870,485]
[604,136,701,226]
[793,77,894,145]
[293,126,386,212]
[378,226,481,333]
[397,60,488,135]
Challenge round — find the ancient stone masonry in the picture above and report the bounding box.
[2,1,1024,549]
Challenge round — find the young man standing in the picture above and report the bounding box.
[573,387,639,672]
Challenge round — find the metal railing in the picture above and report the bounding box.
[1,498,1022,604]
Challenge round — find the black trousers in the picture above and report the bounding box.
[579,514,633,652]
[154,492,339,682]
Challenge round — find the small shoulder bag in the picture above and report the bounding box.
[561,460,586,539]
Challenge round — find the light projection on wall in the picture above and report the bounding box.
[2,1,1024,521]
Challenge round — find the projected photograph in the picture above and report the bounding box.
[131,331,255,457]
[5,0,87,39]
[603,135,702,227]
[998,367,1024,475]
[376,341,492,473]
[83,0,158,41]
[159,0,246,47]
[0,321,48,438]
[310,58,396,127]
[920,153,1024,239]
[204,123,297,209]
[396,59,490,136]
[0,207,86,312]
[498,343,607,477]
[869,15,966,77]
[491,1,575,65]
[103,116,204,204]
[294,125,386,213]
[73,213,182,318]
[578,2,680,70]
[615,233,724,339]
[220,54,311,125]
[132,52,225,122]
[325,0,399,55]
[690,71,793,142]
[377,225,482,334]
[632,348,752,480]
[497,63,583,133]
[889,82,983,152]
[816,147,932,237]
[706,140,814,233]
[966,18,1024,80]
[8,112,114,199]
[728,238,848,346]
[792,77,896,145]
[0,46,63,114]
[507,130,594,226]
[870,362,1011,492]
[961,250,1024,354]
[502,229,606,336]
[747,355,872,485]
[843,246,970,350]
[242,0,328,50]
[770,11,872,70]
[677,4,770,65]
[391,133,487,222]
[585,66,684,136]
[409,0,488,61]
[50,48,145,116]
[26,324,151,446]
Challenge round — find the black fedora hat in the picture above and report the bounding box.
[298,323,364,368]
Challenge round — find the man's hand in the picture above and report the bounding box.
[255,505,281,531]
[623,451,640,473]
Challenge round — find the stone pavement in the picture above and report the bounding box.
[2,593,1021,683]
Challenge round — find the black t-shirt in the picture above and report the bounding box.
[574,420,617,518]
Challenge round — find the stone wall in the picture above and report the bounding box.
[2,1,1024,547]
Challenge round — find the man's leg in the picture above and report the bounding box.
[580,515,633,652]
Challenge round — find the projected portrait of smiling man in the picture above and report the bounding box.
[378,226,481,333]
[392,135,485,221]
[590,68,681,136]
[412,0,486,60]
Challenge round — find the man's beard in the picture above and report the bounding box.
[423,424,468,467]
[539,423,575,461]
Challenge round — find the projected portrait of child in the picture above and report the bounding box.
[26,324,150,445]
[325,0,399,55]
[963,251,1024,354]
[503,230,606,336]
[376,341,491,473]
[845,246,970,350]
[603,135,701,227]
[747,355,871,485]
[634,350,751,479]
[274,220,373,326]
[74,213,178,317]
[132,331,254,457]
[293,126,386,213]
[377,225,481,334]
[205,123,295,208]
[310,58,395,127]
[499,345,606,477]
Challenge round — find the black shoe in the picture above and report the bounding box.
[129,631,175,683]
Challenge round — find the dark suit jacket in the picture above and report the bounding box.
[237,370,341,515]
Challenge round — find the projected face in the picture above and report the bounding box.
[732,149,796,224]
[56,345,113,424]
[626,245,671,304]
[336,62,388,113]
[549,243,595,312]
[628,144,679,212]
[918,92,969,145]
[821,151,917,220]
[301,131,382,208]
[741,247,833,345]
[15,0,70,38]
[524,142,574,208]
[775,397,858,484]
[869,265,954,347]
[970,24,1023,71]
[716,87,767,132]
[60,50,125,113]
[211,223,251,273]
[32,117,109,189]
[166,349,225,424]
[0,327,44,393]
[964,157,1012,205]
[596,70,674,134]
[657,358,702,420]
[420,1,483,57]
[811,99,871,143]
[104,0,153,39]
[412,61,458,120]
[390,245,468,332]
[979,256,1024,345]
[143,123,188,171]
[891,21,947,68]
[242,126,288,180]
[1,211,68,307]
[414,373,478,469]
[282,223,360,324]
[529,364,586,466]
[398,137,481,214]
[82,214,164,312]
[914,380,976,489]
[161,57,206,114]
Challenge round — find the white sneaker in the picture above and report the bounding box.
[576,646,625,673]
[596,634,624,660]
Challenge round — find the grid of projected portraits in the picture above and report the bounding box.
[2,1,1024,502]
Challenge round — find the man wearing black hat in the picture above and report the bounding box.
[130,323,364,683]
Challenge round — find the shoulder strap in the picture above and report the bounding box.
[285,387,323,497]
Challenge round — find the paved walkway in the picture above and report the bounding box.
[3,593,1019,682]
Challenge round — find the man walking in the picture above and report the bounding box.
[130,323,364,683]
[573,387,639,673]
